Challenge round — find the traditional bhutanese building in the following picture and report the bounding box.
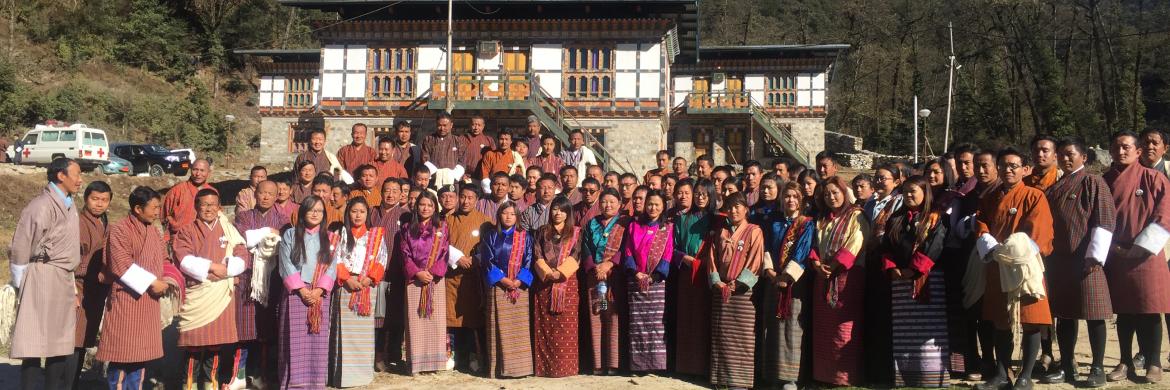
[238,0,846,172]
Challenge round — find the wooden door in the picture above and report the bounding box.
[503,50,529,100]
[690,78,710,108]
[452,51,476,99]
[724,77,745,108]
[692,128,711,159]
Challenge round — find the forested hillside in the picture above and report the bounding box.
[2,1,1168,156]
[0,0,323,158]
[701,0,1170,153]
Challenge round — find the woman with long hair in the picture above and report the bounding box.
[862,163,905,385]
[749,173,782,224]
[671,178,718,376]
[880,176,950,387]
[479,201,536,378]
[926,156,976,376]
[581,188,629,375]
[277,195,337,389]
[329,197,388,387]
[623,190,675,373]
[760,182,816,390]
[397,191,451,375]
[810,176,868,386]
[797,169,820,217]
[705,192,765,389]
[531,195,582,377]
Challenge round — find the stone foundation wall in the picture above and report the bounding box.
[576,118,664,174]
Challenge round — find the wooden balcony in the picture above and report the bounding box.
[428,71,533,110]
[685,91,752,114]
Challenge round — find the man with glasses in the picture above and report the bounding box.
[572,177,603,226]
[972,148,1055,390]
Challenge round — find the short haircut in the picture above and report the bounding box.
[352,123,367,131]
[951,142,980,157]
[333,182,351,194]
[697,154,714,165]
[490,171,511,183]
[496,129,513,139]
[1112,130,1140,145]
[1140,128,1167,145]
[508,174,526,185]
[743,160,762,172]
[354,164,377,179]
[559,165,578,176]
[129,186,161,211]
[851,173,873,186]
[311,174,334,189]
[538,173,559,186]
[815,151,837,165]
[195,188,220,204]
[47,157,76,183]
[469,114,485,122]
[381,177,403,190]
[458,182,482,199]
[997,146,1031,166]
[84,181,112,198]
[773,158,790,168]
[656,150,671,158]
[526,165,543,175]
[581,177,601,188]
[435,112,453,123]
[395,120,412,130]
[570,129,585,137]
[310,128,326,137]
[618,172,638,182]
[1030,134,1058,149]
[250,165,267,175]
[377,136,393,146]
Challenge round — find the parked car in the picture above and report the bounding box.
[7,122,110,170]
[110,143,191,177]
[98,155,133,176]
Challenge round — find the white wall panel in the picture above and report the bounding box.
[615,44,638,70]
[535,72,561,96]
[272,77,286,91]
[673,76,693,91]
[477,51,501,71]
[418,45,446,71]
[638,73,661,99]
[531,44,562,71]
[271,91,284,106]
[323,45,345,70]
[812,72,826,89]
[260,76,274,91]
[259,93,272,107]
[321,73,344,98]
[344,74,365,98]
[711,79,725,91]
[797,73,812,90]
[415,73,431,98]
[812,90,825,106]
[615,73,637,98]
[797,90,811,106]
[744,75,765,91]
[639,43,661,71]
[345,45,367,71]
[311,77,319,105]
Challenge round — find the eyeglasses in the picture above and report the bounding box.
[583,188,599,194]
[1003,164,1026,171]
[874,176,893,182]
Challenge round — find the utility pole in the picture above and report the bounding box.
[944,21,956,152]
[445,0,453,113]
[913,95,919,162]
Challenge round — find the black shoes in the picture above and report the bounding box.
[974,375,1010,390]
[1012,378,1034,390]
[1085,366,1106,388]
[1040,367,1067,384]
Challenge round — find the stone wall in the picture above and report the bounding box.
[577,118,664,174]
[775,117,827,164]
[825,130,864,153]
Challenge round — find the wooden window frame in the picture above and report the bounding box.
[285,77,314,108]
[765,74,798,108]
[564,45,615,100]
[288,123,322,153]
[368,47,417,100]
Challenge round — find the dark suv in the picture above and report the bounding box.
[111,143,191,176]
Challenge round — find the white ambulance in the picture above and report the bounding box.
[8,122,111,169]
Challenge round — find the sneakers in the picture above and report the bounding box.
[224,377,246,390]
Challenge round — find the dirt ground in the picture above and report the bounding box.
[0,164,1167,389]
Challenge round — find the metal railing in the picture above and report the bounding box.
[682,91,811,166]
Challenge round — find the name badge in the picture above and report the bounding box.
[1008,207,1018,215]
[1136,189,1145,197]
[471,230,479,237]
[451,146,458,151]
[219,236,228,248]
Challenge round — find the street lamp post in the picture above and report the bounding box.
[918,108,931,161]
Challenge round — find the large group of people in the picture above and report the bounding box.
[8,111,1170,390]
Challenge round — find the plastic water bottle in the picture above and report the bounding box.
[597,281,609,311]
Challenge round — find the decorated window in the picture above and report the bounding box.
[564,46,614,99]
[368,47,417,99]
[285,77,314,107]
[765,74,798,107]
[288,123,322,153]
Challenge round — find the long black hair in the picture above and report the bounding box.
[291,195,331,266]
[642,189,669,224]
[342,196,371,253]
[409,190,443,235]
[886,176,934,248]
[692,178,718,215]
[541,195,575,243]
[926,158,956,190]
